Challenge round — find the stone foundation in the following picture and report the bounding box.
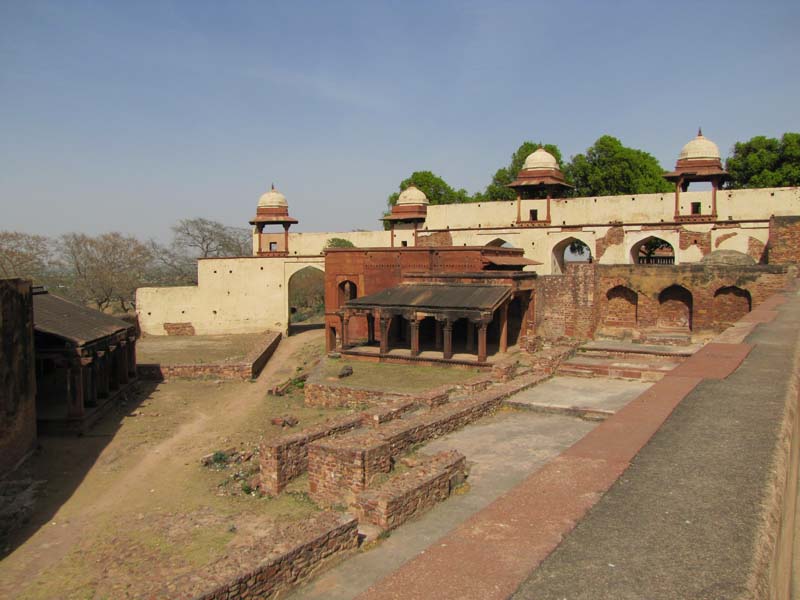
[138,331,281,381]
[354,450,467,531]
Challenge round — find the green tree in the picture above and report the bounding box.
[726,133,800,189]
[325,237,355,248]
[479,142,566,201]
[564,135,672,197]
[387,171,471,209]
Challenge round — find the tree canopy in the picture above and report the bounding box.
[478,142,565,201]
[325,237,355,248]
[564,135,672,197]
[387,171,471,208]
[725,133,800,189]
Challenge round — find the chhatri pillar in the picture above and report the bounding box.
[508,147,573,224]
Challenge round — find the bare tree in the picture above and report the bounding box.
[59,232,153,312]
[171,218,251,258]
[0,231,52,280]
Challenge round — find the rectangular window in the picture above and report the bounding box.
[529,209,539,221]
[691,202,702,215]
[401,240,408,247]
[269,241,278,251]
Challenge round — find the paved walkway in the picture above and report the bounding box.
[354,292,795,600]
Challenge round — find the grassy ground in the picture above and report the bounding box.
[320,358,482,393]
[0,331,347,600]
[137,332,268,364]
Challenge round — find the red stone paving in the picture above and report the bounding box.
[667,342,752,380]
[355,295,785,600]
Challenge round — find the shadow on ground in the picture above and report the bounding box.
[0,379,159,557]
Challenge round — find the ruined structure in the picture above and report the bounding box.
[33,290,139,433]
[136,132,800,339]
[0,279,37,476]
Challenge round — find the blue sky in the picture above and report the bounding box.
[1,0,798,241]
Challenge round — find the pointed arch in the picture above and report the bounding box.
[288,266,325,330]
[486,238,516,248]
[713,286,751,325]
[551,236,593,274]
[603,285,638,329]
[658,285,693,330]
[630,236,675,265]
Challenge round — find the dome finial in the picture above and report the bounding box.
[698,127,703,137]
[271,182,275,190]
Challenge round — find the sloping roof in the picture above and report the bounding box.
[33,292,132,346]
[346,284,512,312]
[485,255,542,267]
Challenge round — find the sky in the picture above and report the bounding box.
[1,0,798,242]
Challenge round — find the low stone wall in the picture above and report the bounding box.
[258,413,364,496]
[354,451,467,531]
[304,382,407,409]
[308,373,547,506]
[189,512,358,600]
[138,331,281,381]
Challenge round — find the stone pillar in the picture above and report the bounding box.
[127,338,137,378]
[674,179,682,218]
[341,315,350,349]
[499,302,509,353]
[443,320,453,360]
[435,320,443,350]
[118,341,129,385]
[516,196,521,223]
[96,351,109,398]
[711,180,718,217]
[390,223,395,248]
[83,357,97,407]
[257,224,264,254]
[283,224,290,254]
[546,194,551,222]
[466,321,475,352]
[410,319,420,357]
[380,314,391,355]
[108,346,119,391]
[68,363,85,418]
[478,322,488,363]
[367,314,375,345]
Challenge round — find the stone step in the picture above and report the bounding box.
[557,355,680,381]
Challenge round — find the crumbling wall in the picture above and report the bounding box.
[768,215,800,265]
[0,279,37,476]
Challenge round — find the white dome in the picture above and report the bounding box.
[258,186,288,208]
[679,131,721,161]
[396,185,429,206]
[523,147,559,171]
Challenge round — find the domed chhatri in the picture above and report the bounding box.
[523,147,559,171]
[663,129,730,221]
[257,185,289,208]
[250,184,298,256]
[396,184,429,206]
[679,129,722,162]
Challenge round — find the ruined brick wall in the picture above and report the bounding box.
[415,231,453,247]
[768,216,800,265]
[679,227,712,257]
[595,226,624,260]
[354,451,467,531]
[534,263,598,341]
[189,513,358,600]
[259,414,363,496]
[303,382,407,409]
[163,322,195,336]
[0,279,37,476]
[594,264,790,334]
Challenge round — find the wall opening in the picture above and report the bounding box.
[658,285,693,331]
[603,285,638,329]
[551,237,592,274]
[713,286,751,326]
[630,236,675,265]
[288,266,325,334]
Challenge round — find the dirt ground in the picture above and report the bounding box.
[0,330,348,599]
[136,332,269,364]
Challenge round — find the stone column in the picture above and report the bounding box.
[341,315,350,349]
[379,314,391,355]
[443,320,453,360]
[478,322,488,363]
[127,338,137,378]
[283,224,290,254]
[118,341,129,385]
[257,224,264,254]
[711,179,718,217]
[499,302,509,353]
[67,363,86,418]
[96,351,109,398]
[83,357,97,407]
[367,314,375,345]
[546,194,551,222]
[674,179,682,218]
[435,320,443,350]
[390,223,395,248]
[410,319,420,357]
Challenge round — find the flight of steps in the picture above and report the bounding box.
[557,341,696,381]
